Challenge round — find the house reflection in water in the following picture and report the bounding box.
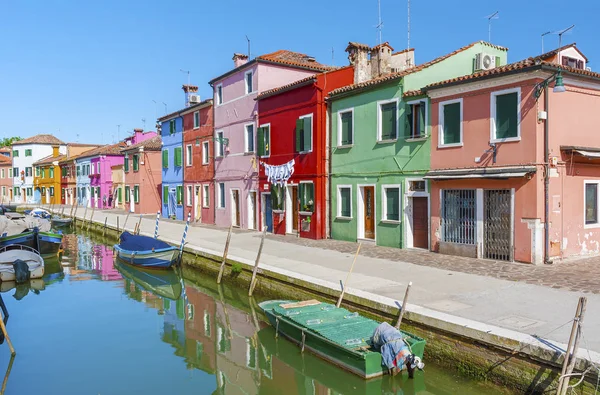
[64,235,121,281]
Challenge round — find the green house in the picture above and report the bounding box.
[329,41,507,249]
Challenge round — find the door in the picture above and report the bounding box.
[168,189,177,217]
[412,197,428,249]
[363,186,375,239]
[195,186,201,221]
[130,188,135,213]
[484,190,512,261]
[232,190,241,227]
[248,191,257,230]
[263,193,273,232]
[291,186,299,232]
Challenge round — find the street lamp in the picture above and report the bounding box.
[534,68,566,98]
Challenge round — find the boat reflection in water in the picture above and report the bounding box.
[0,278,45,301]
[115,259,182,301]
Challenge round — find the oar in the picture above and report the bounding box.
[336,243,361,308]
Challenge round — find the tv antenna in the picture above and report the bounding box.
[152,100,158,120]
[142,118,146,130]
[541,31,552,53]
[407,0,411,51]
[245,35,251,58]
[180,69,190,88]
[556,25,575,64]
[162,102,167,114]
[376,0,383,46]
[485,11,499,43]
[116,125,121,141]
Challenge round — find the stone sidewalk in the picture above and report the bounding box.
[62,206,600,353]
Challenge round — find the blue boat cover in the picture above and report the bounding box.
[371,322,411,369]
[119,232,172,252]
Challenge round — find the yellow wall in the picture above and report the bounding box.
[33,164,61,204]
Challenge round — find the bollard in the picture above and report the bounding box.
[248,227,268,296]
[216,225,233,284]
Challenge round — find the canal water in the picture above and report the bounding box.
[0,231,514,394]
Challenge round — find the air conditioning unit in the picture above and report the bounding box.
[189,94,200,104]
[475,53,496,71]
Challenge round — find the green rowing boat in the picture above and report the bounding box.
[259,299,426,380]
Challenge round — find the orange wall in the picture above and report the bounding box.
[123,150,162,214]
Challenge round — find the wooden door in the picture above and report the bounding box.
[195,186,201,221]
[363,186,375,239]
[412,197,428,249]
[292,187,299,231]
[233,190,240,227]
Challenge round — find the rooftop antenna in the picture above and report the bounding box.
[407,0,410,51]
[142,118,146,130]
[485,11,499,43]
[557,24,575,63]
[376,0,383,46]
[152,100,158,120]
[116,125,121,141]
[331,47,335,66]
[541,31,552,53]
[245,35,251,58]
[162,102,167,114]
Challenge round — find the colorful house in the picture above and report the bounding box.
[181,95,214,223]
[0,155,12,204]
[424,44,598,264]
[11,134,66,203]
[122,135,163,214]
[209,51,334,230]
[75,143,125,209]
[328,41,507,249]
[256,66,354,239]
[111,163,124,210]
[159,101,185,220]
[76,156,91,207]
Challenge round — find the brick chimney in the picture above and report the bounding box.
[346,42,371,84]
[52,145,59,157]
[370,42,394,77]
[133,128,144,145]
[233,53,249,68]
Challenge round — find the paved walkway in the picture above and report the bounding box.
[64,206,600,353]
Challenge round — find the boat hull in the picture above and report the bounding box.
[0,248,45,281]
[115,260,182,300]
[0,232,36,250]
[37,232,63,256]
[51,218,72,227]
[113,245,179,269]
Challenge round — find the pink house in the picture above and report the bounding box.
[424,44,600,264]
[208,51,333,230]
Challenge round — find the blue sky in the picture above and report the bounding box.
[1,0,597,144]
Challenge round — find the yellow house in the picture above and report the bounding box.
[33,146,62,205]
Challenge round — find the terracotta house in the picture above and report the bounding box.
[122,135,163,214]
[0,155,11,203]
[424,44,598,264]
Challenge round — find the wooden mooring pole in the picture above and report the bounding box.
[82,205,88,229]
[248,226,268,297]
[102,217,108,237]
[116,216,120,234]
[395,282,413,329]
[557,296,588,395]
[87,207,95,232]
[135,214,143,235]
[336,243,362,308]
[122,212,130,234]
[0,301,15,356]
[216,225,233,284]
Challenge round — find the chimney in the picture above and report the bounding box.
[370,42,394,77]
[182,85,199,107]
[233,53,249,68]
[346,42,371,84]
[390,48,416,72]
[52,145,59,158]
[133,128,144,145]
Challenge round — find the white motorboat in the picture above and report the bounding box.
[0,245,45,282]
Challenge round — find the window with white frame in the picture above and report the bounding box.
[337,185,352,218]
[338,109,354,146]
[193,111,199,129]
[491,88,520,142]
[257,124,270,157]
[296,114,313,153]
[382,185,401,222]
[203,184,210,207]
[202,141,209,164]
[245,124,255,153]
[215,131,224,157]
[439,98,463,146]
[186,185,193,206]
[406,99,427,139]
[585,181,599,226]
[218,183,225,208]
[216,84,223,105]
[186,144,192,166]
[377,99,398,141]
[245,71,254,94]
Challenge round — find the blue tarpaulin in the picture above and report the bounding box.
[371,322,411,369]
[119,232,172,252]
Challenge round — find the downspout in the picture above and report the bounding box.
[326,100,332,239]
[544,84,550,264]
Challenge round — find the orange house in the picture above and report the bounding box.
[424,44,599,264]
[122,135,162,214]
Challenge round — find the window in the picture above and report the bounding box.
[97,164,100,175]
[41,187,46,195]
[257,125,270,157]
[439,99,463,146]
[1,187,5,196]
[299,182,314,212]
[8,168,12,178]
[193,111,200,129]
[215,131,225,157]
[12,150,18,157]
[26,187,32,196]
[134,185,139,203]
[35,167,40,177]
[77,166,81,176]
[295,115,312,153]
[117,187,122,203]
[162,150,168,168]
[124,155,129,172]
[186,145,192,166]
[337,186,352,218]
[378,99,398,141]
[245,71,254,94]
[25,167,32,177]
[0,169,4,178]
[204,310,211,336]
[585,182,599,226]
[49,167,54,178]
[441,189,476,244]
[174,147,183,167]
[49,186,55,196]
[61,188,65,197]
[218,183,225,208]
[169,120,176,135]
[406,100,427,139]
[491,88,520,142]
[246,338,257,369]
[338,109,354,146]
[176,185,183,205]
[91,163,95,174]
[186,185,193,206]
[216,84,223,105]
[133,154,139,171]
[61,167,67,177]
[195,138,200,146]
[163,186,168,204]
[125,186,130,203]
[95,187,100,198]
[270,185,284,211]
[25,149,32,157]
[13,167,19,177]
[382,186,400,222]
[202,141,209,164]
[245,124,254,153]
[203,185,210,207]
[408,180,426,192]
[562,56,584,70]
[86,164,90,175]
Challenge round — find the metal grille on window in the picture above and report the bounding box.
[484,190,512,261]
[441,189,476,244]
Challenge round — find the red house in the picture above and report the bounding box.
[181,93,214,224]
[256,66,354,239]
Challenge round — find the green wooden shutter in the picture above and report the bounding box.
[134,186,139,203]
[443,102,461,144]
[125,186,130,202]
[118,188,122,203]
[49,168,54,178]
[340,188,350,217]
[133,155,139,171]
[163,186,168,204]
[257,127,265,156]
[341,112,353,145]
[495,92,518,139]
[495,56,501,67]
[419,102,426,136]
[404,104,413,137]
[386,188,400,221]
[162,150,168,168]
[177,185,183,205]
[124,156,129,172]
[303,117,311,151]
[381,102,396,140]
[296,118,304,152]
[264,127,270,156]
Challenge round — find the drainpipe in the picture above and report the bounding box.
[544,84,550,264]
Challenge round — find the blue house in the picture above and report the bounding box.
[159,112,184,220]
[75,157,91,207]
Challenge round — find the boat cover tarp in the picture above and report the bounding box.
[119,231,172,252]
[13,259,30,284]
[371,322,411,369]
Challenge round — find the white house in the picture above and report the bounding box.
[11,134,66,203]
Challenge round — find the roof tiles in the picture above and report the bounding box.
[121,135,162,152]
[12,134,65,146]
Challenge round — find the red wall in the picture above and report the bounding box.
[257,67,353,239]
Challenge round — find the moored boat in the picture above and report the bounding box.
[36,230,63,256]
[259,299,426,380]
[113,231,179,269]
[51,217,72,227]
[0,245,45,282]
[114,260,182,300]
[0,230,37,250]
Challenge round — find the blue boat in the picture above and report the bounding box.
[113,232,179,269]
[0,228,63,257]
